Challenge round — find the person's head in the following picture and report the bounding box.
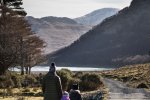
[49,62,56,73]
[72,84,79,90]
[63,91,69,96]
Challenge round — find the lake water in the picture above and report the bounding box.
[12,66,113,72]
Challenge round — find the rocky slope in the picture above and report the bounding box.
[74,8,119,26]
[48,0,150,67]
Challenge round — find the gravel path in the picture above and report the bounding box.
[103,78,150,100]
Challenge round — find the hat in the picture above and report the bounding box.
[49,62,56,72]
[72,84,79,90]
[63,91,69,96]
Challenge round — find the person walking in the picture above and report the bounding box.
[61,91,70,100]
[69,84,82,100]
[42,62,63,100]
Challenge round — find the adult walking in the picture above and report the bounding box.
[42,62,63,100]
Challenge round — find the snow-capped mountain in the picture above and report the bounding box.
[74,8,119,26]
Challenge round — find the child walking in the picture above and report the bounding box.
[69,84,82,100]
[61,91,70,100]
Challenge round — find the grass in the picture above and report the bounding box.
[0,88,42,100]
[0,87,107,100]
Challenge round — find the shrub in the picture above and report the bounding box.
[11,74,22,88]
[0,75,7,81]
[74,72,84,78]
[80,73,103,91]
[57,69,72,90]
[59,69,73,76]
[0,76,14,88]
[24,75,37,85]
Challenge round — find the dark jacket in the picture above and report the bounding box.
[69,90,82,100]
[42,72,63,100]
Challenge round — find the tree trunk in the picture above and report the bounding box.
[29,67,31,75]
[0,65,7,75]
[25,67,29,74]
[21,66,24,75]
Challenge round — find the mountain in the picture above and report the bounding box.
[48,0,150,67]
[74,8,119,26]
[26,16,91,54]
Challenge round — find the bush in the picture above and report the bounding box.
[0,75,8,88]
[24,75,37,85]
[80,73,103,91]
[0,75,14,88]
[0,75,7,81]
[59,69,73,76]
[57,69,72,90]
[11,73,22,88]
[74,72,84,78]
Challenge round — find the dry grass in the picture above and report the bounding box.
[102,63,150,88]
[0,97,43,100]
[0,88,42,100]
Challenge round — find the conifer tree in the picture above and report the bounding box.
[0,0,26,16]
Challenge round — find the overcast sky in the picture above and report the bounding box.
[23,0,132,18]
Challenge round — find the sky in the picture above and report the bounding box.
[23,0,132,18]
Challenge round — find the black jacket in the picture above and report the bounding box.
[69,90,82,100]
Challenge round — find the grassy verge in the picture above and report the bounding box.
[101,63,150,89]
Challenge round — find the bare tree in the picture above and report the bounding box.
[24,35,46,74]
[0,6,46,75]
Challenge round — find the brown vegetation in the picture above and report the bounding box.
[102,63,150,89]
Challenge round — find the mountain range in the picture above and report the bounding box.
[48,0,150,67]
[26,8,118,54]
[74,8,119,26]
[26,16,91,54]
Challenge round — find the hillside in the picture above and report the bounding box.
[47,0,150,67]
[26,16,91,54]
[74,8,119,26]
